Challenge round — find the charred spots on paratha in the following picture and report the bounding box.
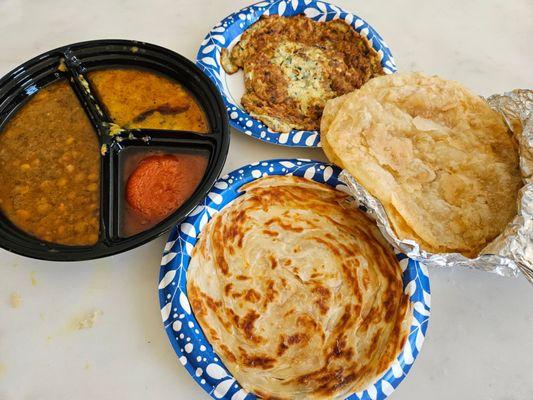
[186,176,411,399]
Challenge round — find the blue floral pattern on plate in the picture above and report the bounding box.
[159,159,430,400]
[196,0,397,147]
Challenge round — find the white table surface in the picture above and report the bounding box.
[0,0,532,399]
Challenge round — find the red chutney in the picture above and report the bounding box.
[124,153,207,236]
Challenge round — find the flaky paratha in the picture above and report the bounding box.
[187,175,410,399]
[321,72,522,257]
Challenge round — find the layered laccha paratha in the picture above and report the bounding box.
[187,175,411,399]
[321,72,522,257]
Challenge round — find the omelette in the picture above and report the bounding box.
[221,15,383,133]
[187,176,411,399]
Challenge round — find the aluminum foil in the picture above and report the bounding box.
[340,89,533,284]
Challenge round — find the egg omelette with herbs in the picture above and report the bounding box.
[187,176,411,399]
[221,15,384,133]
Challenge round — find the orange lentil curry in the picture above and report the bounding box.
[89,68,209,132]
[0,80,100,246]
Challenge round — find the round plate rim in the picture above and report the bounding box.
[158,158,431,400]
[195,0,397,147]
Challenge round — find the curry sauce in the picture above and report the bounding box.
[120,149,208,237]
[0,80,100,245]
[0,69,211,246]
[89,68,209,132]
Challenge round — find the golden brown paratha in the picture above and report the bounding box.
[321,72,522,257]
[187,175,410,399]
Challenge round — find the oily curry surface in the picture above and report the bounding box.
[89,68,209,132]
[121,151,208,237]
[187,176,411,399]
[221,15,384,133]
[0,80,100,245]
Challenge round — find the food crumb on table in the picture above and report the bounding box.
[30,271,37,286]
[9,292,21,308]
[76,309,103,330]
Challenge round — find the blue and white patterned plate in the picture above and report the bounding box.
[196,0,396,147]
[159,159,430,400]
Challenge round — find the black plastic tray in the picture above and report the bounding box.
[0,39,230,261]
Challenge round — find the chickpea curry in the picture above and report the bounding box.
[0,80,100,246]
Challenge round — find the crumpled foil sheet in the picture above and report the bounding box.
[340,89,533,284]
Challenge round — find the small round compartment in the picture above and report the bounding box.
[0,40,230,261]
